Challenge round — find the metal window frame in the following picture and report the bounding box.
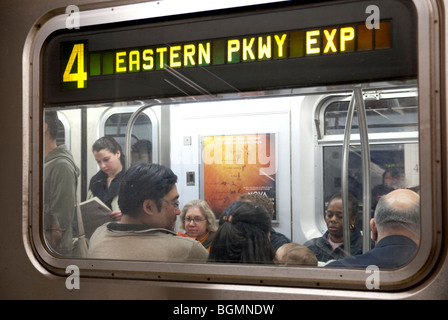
[22,0,443,294]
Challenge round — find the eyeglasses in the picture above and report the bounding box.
[161,198,180,209]
[185,217,206,224]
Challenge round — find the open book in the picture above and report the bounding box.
[80,197,112,238]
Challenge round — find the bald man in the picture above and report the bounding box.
[326,189,420,269]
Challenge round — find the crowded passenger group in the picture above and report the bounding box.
[85,161,419,269]
[43,116,420,268]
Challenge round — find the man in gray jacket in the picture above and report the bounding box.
[44,110,80,256]
[88,163,209,262]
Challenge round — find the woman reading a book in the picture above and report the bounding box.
[88,136,125,221]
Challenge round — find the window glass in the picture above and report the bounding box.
[43,107,155,256]
[34,0,427,291]
[42,88,420,269]
[324,95,418,135]
[56,118,66,146]
[322,143,419,228]
[317,88,420,268]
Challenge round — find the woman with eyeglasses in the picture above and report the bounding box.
[177,200,218,251]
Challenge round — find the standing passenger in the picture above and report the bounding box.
[88,136,125,220]
[88,164,209,262]
[43,110,80,256]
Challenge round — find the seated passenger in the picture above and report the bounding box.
[304,192,363,262]
[275,242,318,266]
[88,136,125,220]
[237,193,291,251]
[209,201,275,264]
[326,189,419,269]
[88,163,209,262]
[177,200,218,251]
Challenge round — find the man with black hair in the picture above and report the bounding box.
[88,163,209,262]
[44,110,80,256]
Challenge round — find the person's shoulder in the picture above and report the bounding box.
[174,234,208,250]
[168,234,208,259]
[270,230,291,250]
[88,223,110,245]
[90,169,107,182]
[304,235,326,247]
[173,233,201,245]
[325,255,367,268]
[381,234,417,246]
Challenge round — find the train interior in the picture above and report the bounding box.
[47,82,419,255]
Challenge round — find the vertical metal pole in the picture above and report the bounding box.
[125,104,153,169]
[125,103,165,168]
[354,88,372,253]
[81,108,87,201]
[341,92,356,257]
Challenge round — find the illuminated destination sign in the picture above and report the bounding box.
[62,21,391,89]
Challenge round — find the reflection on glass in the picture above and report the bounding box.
[324,96,418,135]
[42,90,420,270]
[43,110,79,256]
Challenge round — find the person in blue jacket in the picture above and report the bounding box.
[326,189,419,269]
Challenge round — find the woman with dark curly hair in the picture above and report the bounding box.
[209,201,275,264]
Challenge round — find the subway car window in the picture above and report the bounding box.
[319,89,419,230]
[37,0,430,290]
[55,113,68,147]
[323,93,418,135]
[103,112,154,166]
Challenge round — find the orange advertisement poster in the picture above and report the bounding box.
[203,133,276,218]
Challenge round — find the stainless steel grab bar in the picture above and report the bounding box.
[341,87,372,256]
[341,92,356,257]
[354,88,372,253]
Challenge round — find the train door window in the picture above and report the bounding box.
[322,92,419,135]
[100,107,158,167]
[319,89,419,204]
[322,143,419,226]
[317,88,419,256]
[55,111,69,148]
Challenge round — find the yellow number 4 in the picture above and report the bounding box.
[63,43,87,89]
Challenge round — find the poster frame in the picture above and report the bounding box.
[199,131,279,222]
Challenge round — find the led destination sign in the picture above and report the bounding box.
[62,21,391,89]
